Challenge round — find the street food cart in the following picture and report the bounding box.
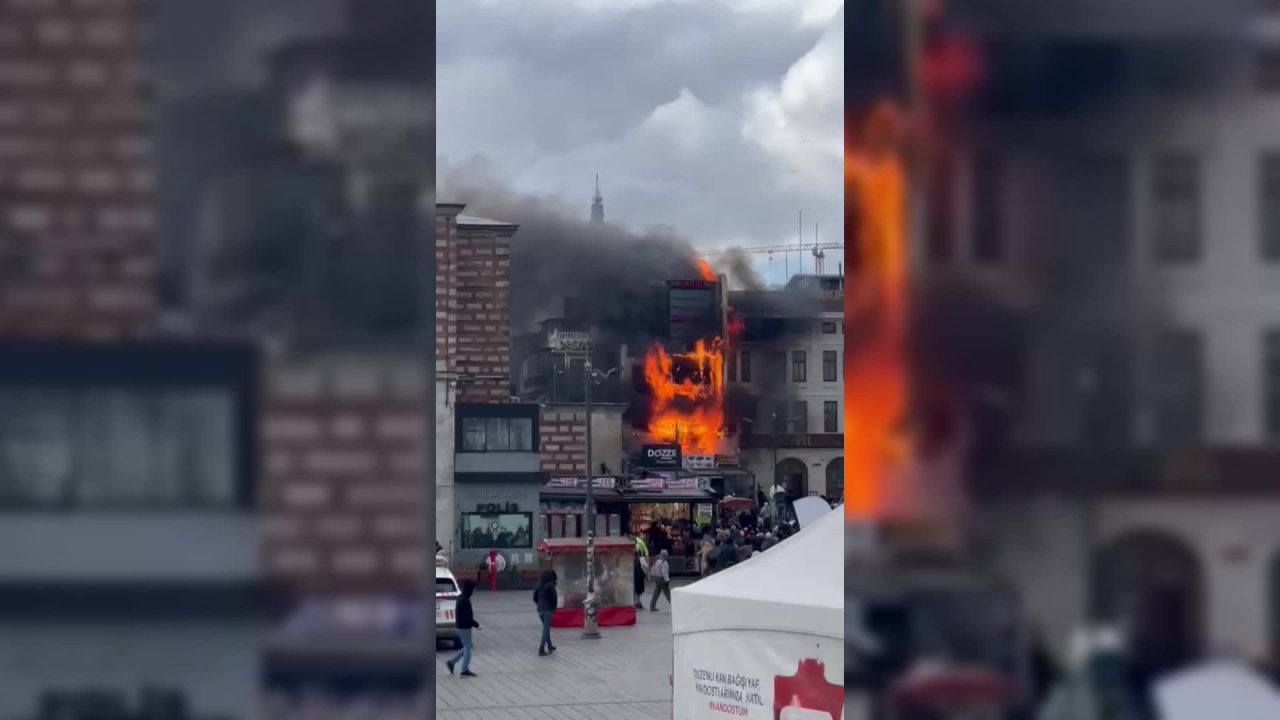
[536,536,636,628]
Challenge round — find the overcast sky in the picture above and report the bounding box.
[437,0,843,278]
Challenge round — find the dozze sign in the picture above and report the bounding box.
[642,444,681,468]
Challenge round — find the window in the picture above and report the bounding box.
[460,416,533,452]
[791,350,807,383]
[460,512,533,549]
[823,350,838,382]
[1150,152,1201,263]
[821,321,838,334]
[790,401,808,433]
[727,351,737,383]
[1257,48,1280,93]
[972,153,1005,263]
[0,386,235,508]
[740,350,752,383]
[926,153,955,264]
[1151,329,1202,444]
[1266,331,1280,440]
[1261,152,1280,261]
[824,401,839,433]
[436,577,460,595]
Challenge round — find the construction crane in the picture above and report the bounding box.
[710,241,843,275]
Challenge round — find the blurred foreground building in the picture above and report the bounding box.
[0,1,266,717]
[923,0,1280,674]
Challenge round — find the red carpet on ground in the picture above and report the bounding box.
[550,606,636,627]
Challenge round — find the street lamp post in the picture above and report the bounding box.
[582,357,600,639]
[580,356,620,640]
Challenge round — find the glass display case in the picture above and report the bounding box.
[536,536,637,627]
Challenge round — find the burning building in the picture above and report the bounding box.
[632,269,730,458]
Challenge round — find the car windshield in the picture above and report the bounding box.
[436,577,459,594]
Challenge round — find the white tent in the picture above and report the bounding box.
[671,506,844,720]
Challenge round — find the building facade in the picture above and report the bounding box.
[729,274,845,500]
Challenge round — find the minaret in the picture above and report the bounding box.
[590,174,605,224]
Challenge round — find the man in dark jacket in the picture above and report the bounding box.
[717,538,737,571]
[534,570,558,656]
[446,580,480,677]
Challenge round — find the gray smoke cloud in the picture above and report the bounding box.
[718,247,767,292]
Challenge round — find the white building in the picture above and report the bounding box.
[728,274,844,500]
[932,11,1280,669]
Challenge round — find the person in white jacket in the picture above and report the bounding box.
[649,549,672,611]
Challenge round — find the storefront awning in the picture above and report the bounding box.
[617,488,716,503]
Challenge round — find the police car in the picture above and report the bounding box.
[435,555,462,649]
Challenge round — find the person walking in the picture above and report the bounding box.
[446,580,481,677]
[633,547,647,609]
[534,569,559,656]
[649,549,672,611]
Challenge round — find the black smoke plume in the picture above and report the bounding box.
[439,161,709,343]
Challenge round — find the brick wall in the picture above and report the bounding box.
[261,358,425,589]
[540,407,586,476]
[439,215,514,403]
[539,404,628,477]
[0,0,156,338]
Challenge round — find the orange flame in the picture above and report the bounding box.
[642,338,725,455]
[696,258,717,282]
[844,101,911,519]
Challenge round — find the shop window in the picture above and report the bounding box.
[459,416,534,452]
[460,512,533,549]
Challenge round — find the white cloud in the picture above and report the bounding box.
[742,14,844,193]
[733,0,844,28]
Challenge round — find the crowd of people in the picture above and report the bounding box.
[630,501,802,611]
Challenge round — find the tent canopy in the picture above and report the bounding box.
[672,504,843,639]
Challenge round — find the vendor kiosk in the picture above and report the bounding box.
[536,536,636,627]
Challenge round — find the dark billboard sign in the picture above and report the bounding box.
[667,279,721,352]
[641,443,681,468]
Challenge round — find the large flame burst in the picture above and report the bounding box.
[642,338,725,454]
[844,101,911,519]
[640,256,729,454]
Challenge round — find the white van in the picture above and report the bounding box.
[435,556,462,649]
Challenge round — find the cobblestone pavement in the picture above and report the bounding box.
[435,580,690,719]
